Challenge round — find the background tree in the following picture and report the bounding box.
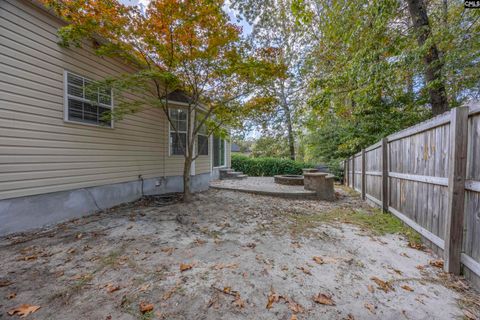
[231,0,311,160]
[290,0,479,170]
[44,0,279,201]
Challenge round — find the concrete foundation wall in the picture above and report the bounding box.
[0,173,211,236]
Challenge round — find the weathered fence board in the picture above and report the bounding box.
[343,103,480,289]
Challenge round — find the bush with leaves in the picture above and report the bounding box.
[232,154,315,176]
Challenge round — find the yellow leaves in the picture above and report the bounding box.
[313,293,335,306]
[179,263,193,272]
[7,304,41,317]
[370,277,394,293]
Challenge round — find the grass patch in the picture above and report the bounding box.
[286,207,421,246]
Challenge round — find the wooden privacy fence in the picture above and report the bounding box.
[344,103,480,285]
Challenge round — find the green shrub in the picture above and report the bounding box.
[231,154,315,176]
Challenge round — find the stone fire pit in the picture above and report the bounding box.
[272,169,336,201]
[274,175,304,186]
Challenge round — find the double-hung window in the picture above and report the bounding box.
[197,116,209,156]
[65,71,113,127]
[213,136,225,167]
[169,108,188,155]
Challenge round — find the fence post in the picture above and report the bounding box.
[351,156,355,190]
[444,107,468,275]
[361,149,366,200]
[381,138,389,212]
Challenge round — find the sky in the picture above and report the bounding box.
[118,0,252,36]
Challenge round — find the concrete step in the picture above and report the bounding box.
[237,174,248,179]
[219,168,234,172]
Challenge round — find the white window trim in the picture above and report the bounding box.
[168,108,188,157]
[212,137,227,168]
[63,70,114,128]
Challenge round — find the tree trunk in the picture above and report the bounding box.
[282,104,295,160]
[406,0,449,116]
[183,157,192,202]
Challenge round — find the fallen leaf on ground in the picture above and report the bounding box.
[0,279,13,287]
[313,256,324,265]
[400,252,410,258]
[266,289,282,309]
[8,292,17,299]
[161,247,175,255]
[67,248,76,254]
[8,304,41,317]
[408,241,424,250]
[367,285,375,293]
[429,260,444,268]
[313,293,335,306]
[364,302,376,314]
[370,277,394,292]
[245,242,256,249]
[297,266,312,275]
[401,285,414,292]
[212,263,238,270]
[290,315,298,320]
[139,302,154,313]
[416,265,426,270]
[287,299,305,314]
[105,283,120,293]
[180,263,193,272]
[19,255,37,261]
[76,233,83,239]
[344,314,355,320]
[233,295,245,309]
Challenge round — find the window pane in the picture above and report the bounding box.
[171,132,186,155]
[177,120,187,132]
[99,93,111,106]
[68,99,83,121]
[177,109,187,121]
[99,107,111,127]
[68,84,83,98]
[83,102,98,124]
[67,73,83,86]
[198,135,208,156]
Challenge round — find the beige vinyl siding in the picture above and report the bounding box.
[0,0,192,201]
[195,155,211,175]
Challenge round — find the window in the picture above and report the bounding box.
[65,71,113,127]
[197,116,209,156]
[213,136,225,167]
[169,108,188,155]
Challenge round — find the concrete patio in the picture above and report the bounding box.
[210,177,321,199]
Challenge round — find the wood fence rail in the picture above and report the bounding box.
[343,103,480,287]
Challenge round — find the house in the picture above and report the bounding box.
[231,142,251,156]
[0,0,231,235]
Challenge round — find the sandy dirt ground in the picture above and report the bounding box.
[0,188,478,320]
